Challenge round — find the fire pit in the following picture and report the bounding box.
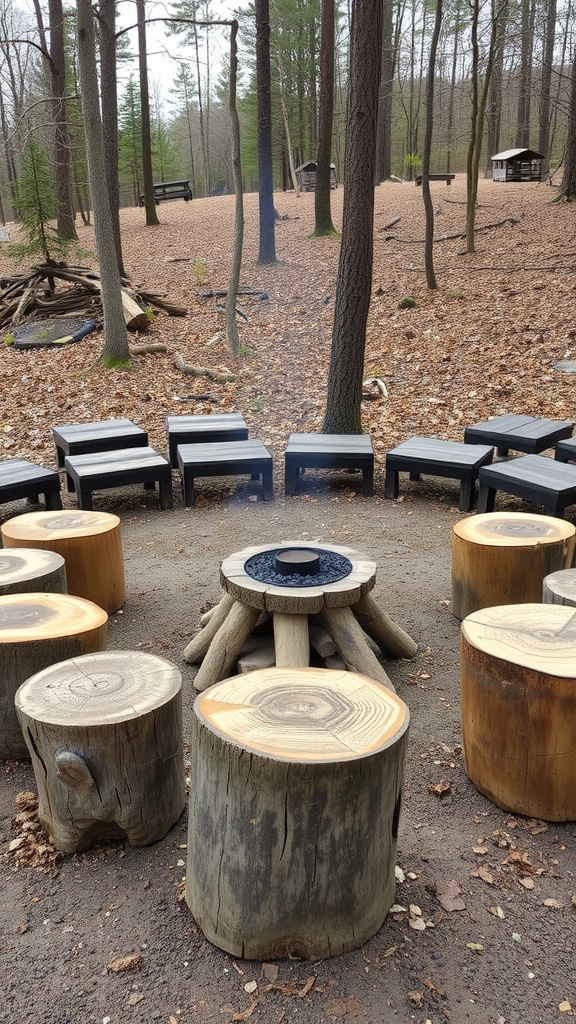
[184,541,418,692]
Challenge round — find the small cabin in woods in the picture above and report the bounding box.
[491,148,544,182]
[295,161,338,192]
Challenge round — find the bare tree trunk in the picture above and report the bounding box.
[276,47,300,195]
[226,21,243,357]
[466,0,504,253]
[561,47,576,198]
[136,0,159,227]
[256,0,276,264]
[47,0,77,240]
[538,0,557,175]
[422,0,443,290]
[515,0,535,149]
[323,0,382,435]
[76,0,130,366]
[99,0,124,274]
[314,0,336,234]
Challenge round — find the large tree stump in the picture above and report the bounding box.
[461,603,576,821]
[1,510,125,613]
[0,593,108,758]
[0,548,67,596]
[15,650,186,852]
[186,666,409,959]
[452,512,575,620]
[543,568,576,607]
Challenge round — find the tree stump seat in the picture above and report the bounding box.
[1,509,126,613]
[543,568,576,607]
[464,413,573,457]
[384,437,494,511]
[64,447,173,511]
[0,548,67,596]
[52,418,148,469]
[15,650,186,852]
[166,412,248,467]
[0,459,62,511]
[461,603,576,821]
[176,439,273,506]
[0,592,107,758]
[451,512,575,620]
[284,433,374,496]
[477,455,576,517]
[186,666,410,959]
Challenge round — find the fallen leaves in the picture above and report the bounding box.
[7,791,62,876]
[427,780,452,798]
[107,952,142,973]
[435,879,466,912]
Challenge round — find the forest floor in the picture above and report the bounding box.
[1,177,576,1024]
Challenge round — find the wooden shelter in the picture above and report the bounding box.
[295,160,338,191]
[491,148,543,182]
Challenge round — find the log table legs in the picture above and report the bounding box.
[15,650,186,851]
[184,542,418,691]
[186,666,409,959]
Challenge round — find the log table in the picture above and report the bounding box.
[15,650,186,852]
[461,603,576,821]
[1,510,125,613]
[0,592,108,759]
[186,665,410,959]
[184,541,418,692]
[0,548,67,596]
[451,512,575,620]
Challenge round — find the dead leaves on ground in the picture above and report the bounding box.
[5,791,61,876]
[470,824,558,891]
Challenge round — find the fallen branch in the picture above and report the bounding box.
[389,217,521,244]
[198,287,269,300]
[174,352,236,382]
[130,343,168,354]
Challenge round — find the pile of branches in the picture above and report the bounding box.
[0,263,187,331]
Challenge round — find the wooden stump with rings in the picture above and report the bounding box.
[543,568,576,607]
[0,548,67,596]
[461,603,576,821]
[183,542,418,692]
[15,650,186,852]
[0,592,108,759]
[452,512,575,620]
[186,666,410,959]
[1,509,125,613]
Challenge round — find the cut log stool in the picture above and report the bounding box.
[15,650,186,851]
[0,592,107,758]
[451,512,575,620]
[0,548,67,596]
[1,509,126,613]
[543,568,576,607]
[186,666,409,959]
[461,603,576,821]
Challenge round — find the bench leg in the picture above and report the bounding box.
[45,489,63,511]
[284,458,298,496]
[182,474,195,507]
[459,477,474,512]
[409,471,421,482]
[476,484,495,514]
[261,463,274,501]
[55,446,65,469]
[497,447,509,458]
[384,468,399,500]
[362,463,374,497]
[76,487,94,512]
[159,477,174,510]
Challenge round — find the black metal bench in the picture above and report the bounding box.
[384,438,494,511]
[415,174,455,186]
[0,459,62,511]
[477,455,576,518]
[284,433,374,497]
[64,448,173,511]
[138,180,193,206]
[177,440,273,506]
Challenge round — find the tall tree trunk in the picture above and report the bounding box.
[446,0,462,175]
[99,0,124,274]
[314,0,336,234]
[375,0,398,182]
[466,0,503,253]
[422,0,443,290]
[76,0,130,366]
[322,0,382,435]
[485,5,506,175]
[48,0,77,240]
[256,0,276,264]
[515,0,534,148]
[136,0,159,226]
[226,21,244,356]
[538,0,557,174]
[561,47,576,198]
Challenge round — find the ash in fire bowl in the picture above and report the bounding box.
[244,547,353,588]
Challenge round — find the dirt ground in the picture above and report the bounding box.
[1,179,576,1024]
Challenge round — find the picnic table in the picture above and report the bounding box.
[138,180,193,206]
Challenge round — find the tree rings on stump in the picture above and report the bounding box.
[0,548,67,596]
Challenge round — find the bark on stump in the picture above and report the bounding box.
[452,512,575,620]
[461,603,576,821]
[0,548,67,596]
[1,510,125,613]
[15,650,186,852]
[0,593,108,758]
[186,666,409,959]
[543,568,576,607]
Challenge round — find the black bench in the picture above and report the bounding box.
[465,414,574,457]
[177,440,273,506]
[166,413,248,468]
[138,180,193,206]
[284,433,374,497]
[384,438,494,511]
[0,459,62,511]
[477,455,576,518]
[64,448,173,511]
[415,174,455,186]
[53,418,148,470]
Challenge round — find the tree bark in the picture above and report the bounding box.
[314,0,336,235]
[422,0,443,290]
[47,0,77,240]
[137,0,160,227]
[226,21,243,356]
[99,0,125,274]
[256,0,276,264]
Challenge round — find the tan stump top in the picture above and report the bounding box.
[453,512,575,548]
[15,650,182,726]
[220,541,376,614]
[461,603,576,677]
[0,592,108,643]
[1,509,121,543]
[0,549,65,590]
[195,666,409,762]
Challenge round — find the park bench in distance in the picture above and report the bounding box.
[415,173,456,185]
[138,180,193,206]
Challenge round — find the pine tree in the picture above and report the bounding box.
[4,136,78,264]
